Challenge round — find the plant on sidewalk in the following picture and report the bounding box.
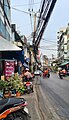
[7,73,23,91]
[0,73,24,97]
[0,80,6,90]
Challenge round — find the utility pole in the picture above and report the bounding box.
[29,10,39,72]
[29,50,31,72]
[33,12,38,71]
[33,13,36,44]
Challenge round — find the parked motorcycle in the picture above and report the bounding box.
[23,76,33,94]
[0,97,31,120]
[25,82,33,94]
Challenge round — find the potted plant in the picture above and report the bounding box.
[0,73,23,98]
[16,88,21,97]
[7,73,23,97]
[0,80,5,90]
[0,80,11,98]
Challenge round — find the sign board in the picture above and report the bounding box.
[4,60,15,79]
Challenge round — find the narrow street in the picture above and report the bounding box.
[23,73,69,120]
[0,1,69,120]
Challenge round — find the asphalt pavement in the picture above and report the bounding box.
[19,74,69,120]
[39,73,69,120]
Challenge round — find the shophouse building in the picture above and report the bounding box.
[0,0,11,77]
[57,27,67,65]
[0,0,21,78]
[0,0,11,40]
[66,24,69,59]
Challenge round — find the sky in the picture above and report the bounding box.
[11,0,69,59]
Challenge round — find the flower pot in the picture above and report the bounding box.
[3,90,11,98]
[16,91,21,97]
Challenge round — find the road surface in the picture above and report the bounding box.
[35,73,69,120]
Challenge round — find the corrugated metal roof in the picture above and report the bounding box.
[0,36,22,51]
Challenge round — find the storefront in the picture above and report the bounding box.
[0,36,22,79]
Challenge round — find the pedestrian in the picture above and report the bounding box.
[24,68,32,81]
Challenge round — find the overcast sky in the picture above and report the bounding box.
[11,0,69,58]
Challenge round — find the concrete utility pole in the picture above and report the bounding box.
[28,10,40,71]
[33,12,38,71]
[34,13,36,32]
[29,50,31,72]
[33,10,40,44]
[33,13,36,44]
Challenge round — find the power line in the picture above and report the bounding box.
[41,38,57,44]
[4,3,57,50]
[40,48,57,51]
[40,44,57,47]
[11,6,40,21]
[11,7,30,15]
[42,38,57,43]
[28,0,34,33]
[3,4,31,15]
[34,0,57,47]
[4,4,41,20]
[41,41,57,45]
[12,2,40,7]
[11,5,35,33]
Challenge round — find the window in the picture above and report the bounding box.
[0,18,5,37]
[0,18,10,40]
[4,0,10,22]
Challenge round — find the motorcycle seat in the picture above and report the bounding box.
[0,98,26,114]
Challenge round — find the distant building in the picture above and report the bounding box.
[66,23,69,58]
[57,27,67,64]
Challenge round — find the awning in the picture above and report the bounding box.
[0,36,21,51]
[60,61,69,66]
[2,51,24,64]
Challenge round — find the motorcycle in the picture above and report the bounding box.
[43,71,50,78]
[0,97,31,120]
[23,76,33,94]
[24,81,33,94]
[59,71,63,79]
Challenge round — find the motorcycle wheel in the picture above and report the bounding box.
[27,90,30,94]
[4,111,31,120]
[48,74,50,78]
[60,76,63,79]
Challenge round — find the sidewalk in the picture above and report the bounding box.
[19,82,40,120]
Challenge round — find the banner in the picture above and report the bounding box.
[4,60,14,79]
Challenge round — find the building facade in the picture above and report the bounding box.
[57,28,67,64]
[0,1,22,78]
[66,24,69,58]
[0,0,11,77]
[0,0,11,40]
